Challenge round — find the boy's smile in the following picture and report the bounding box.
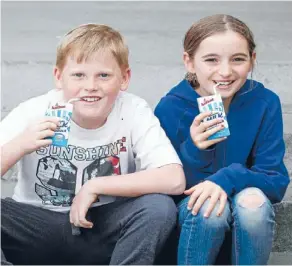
[54,50,131,129]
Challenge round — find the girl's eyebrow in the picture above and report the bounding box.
[202,53,249,59]
[202,53,218,58]
[232,53,249,57]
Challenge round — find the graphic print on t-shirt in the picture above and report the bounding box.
[34,137,126,207]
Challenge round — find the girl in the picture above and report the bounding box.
[155,14,289,265]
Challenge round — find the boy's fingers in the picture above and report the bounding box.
[37,139,53,147]
[39,122,58,131]
[39,130,55,139]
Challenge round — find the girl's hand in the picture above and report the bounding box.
[70,180,98,229]
[17,117,60,155]
[184,180,227,217]
[190,111,226,150]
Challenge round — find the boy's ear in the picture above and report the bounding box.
[183,52,195,73]
[120,68,131,91]
[53,67,62,89]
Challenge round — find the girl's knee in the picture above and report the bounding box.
[233,188,275,228]
[178,197,230,229]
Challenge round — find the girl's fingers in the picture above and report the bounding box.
[200,118,224,132]
[201,123,225,139]
[217,193,228,216]
[187,188,203,210]
[184,185,197,195]
[203,191,220,218]
[192,111,213,127]
[192,192,210,215]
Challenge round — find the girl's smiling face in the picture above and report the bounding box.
[184,30,256,107]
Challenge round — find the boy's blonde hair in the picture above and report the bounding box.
[56,23,129,72]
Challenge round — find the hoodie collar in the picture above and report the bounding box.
[168,79,262,110]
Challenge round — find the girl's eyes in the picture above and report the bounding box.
[205,58,217,62]
[204,58,246,63]
[232,57,246,62]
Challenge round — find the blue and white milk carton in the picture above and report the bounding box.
[45,102,73,147]
[197,94,230,140]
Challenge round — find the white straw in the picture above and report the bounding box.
[213,82,224,95]
[68,98,81,104]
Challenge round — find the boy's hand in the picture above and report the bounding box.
[16,117,60,155]
[190,111,226,150]
[184,180,227,217]
[70,180,98,229]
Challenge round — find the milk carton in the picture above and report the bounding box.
[45,101,73,147]
[197,87,230,140]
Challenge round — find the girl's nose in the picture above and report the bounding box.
[218,63,233,77]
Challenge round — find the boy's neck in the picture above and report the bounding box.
[72,116,107,130]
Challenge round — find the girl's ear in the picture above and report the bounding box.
[250,52,257,71]
[53,67,62,89]
[183,52,196,73]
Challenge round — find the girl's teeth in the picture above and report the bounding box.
[216,81,233,85]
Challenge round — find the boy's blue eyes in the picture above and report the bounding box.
[72,73,84,78]
[71,73,109,78]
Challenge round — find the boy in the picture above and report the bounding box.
[1,24,185,265]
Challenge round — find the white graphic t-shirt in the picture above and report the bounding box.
[0,89,181,212]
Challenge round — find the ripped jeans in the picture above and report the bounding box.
[178,187,275,265]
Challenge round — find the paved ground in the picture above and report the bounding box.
[2,1,292,200]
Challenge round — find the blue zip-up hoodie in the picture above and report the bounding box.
[155,79,290,203]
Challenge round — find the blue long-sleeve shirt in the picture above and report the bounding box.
[155,79,290,203]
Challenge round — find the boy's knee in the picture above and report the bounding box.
[138,194,177,226]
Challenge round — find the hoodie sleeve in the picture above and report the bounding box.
[155,97,215,173]
[206,96,290,203]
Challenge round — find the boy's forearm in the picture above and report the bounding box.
[1,137,25,177]
[86,164,186,197]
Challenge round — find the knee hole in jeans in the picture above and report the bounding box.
[238,189,265,209]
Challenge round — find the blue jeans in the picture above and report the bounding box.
[178,187,275,265]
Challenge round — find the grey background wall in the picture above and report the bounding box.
[2,1,292,199]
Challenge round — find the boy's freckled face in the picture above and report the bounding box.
[54,50,130,128]
[185,31,255,101]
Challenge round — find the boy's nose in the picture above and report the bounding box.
[84,78,98,91]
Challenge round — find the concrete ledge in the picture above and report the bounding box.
[273,201,292,252]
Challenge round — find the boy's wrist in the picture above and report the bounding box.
[13,134,28,157]
[85,178,101,195]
